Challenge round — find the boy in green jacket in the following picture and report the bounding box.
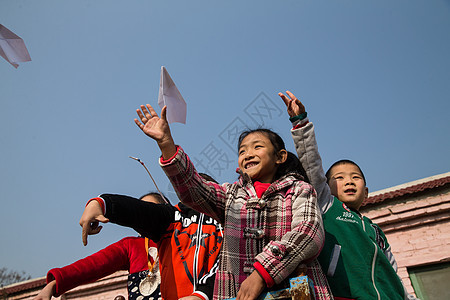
[279,91,419,300]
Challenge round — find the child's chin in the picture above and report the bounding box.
[342,199,363,210]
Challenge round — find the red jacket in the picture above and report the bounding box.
[47,236,160,298]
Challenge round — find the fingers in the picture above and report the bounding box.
[287,99,294,111]
[90,225,103,235]
[279,90,306,116]
[136,108,146,123]
[294,99,304,109]
[135,104,162,125]
[136,106,149,124]
[135,104,154,129]
[278,92,291,107]
[145,104,159,118]
[142,105,152,119]
[160,105,167,122]
[136,104,155,122]
[97,215,110,224]
[80,217,109,246]
[134,117,144,129]
[82,223,89,246]
[285,90,297,101]
[81,223,104,246]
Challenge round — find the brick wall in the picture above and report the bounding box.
[361,183,450,296]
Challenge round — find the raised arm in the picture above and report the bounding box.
[279,91,333,214]
[160,146,228,224]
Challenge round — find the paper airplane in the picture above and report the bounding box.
[158,66,187,124]
[0,24,31,68]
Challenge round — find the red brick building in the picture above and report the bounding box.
[360,172,450,300]
[2,172,449,299]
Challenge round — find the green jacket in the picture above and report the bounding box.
[291,119,414,300]
[318,196,404,299]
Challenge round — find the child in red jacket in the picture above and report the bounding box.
[34,193,164,300]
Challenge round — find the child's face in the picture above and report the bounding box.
[238,132,286,183]
[328,163,368,211]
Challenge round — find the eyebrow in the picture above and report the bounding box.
[239,139,265,149]
[332,171,363,176]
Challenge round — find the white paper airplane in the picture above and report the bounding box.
[0,24,31,68]
[158,66,187,124]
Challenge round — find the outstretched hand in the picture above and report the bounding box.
[33,280,56,300]
[79,200,110,246]
[134,104,170,143]
[134,104,177,159]
[278,91,305,118]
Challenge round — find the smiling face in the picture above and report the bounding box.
[328,163,368,210]
[238,132,286,183]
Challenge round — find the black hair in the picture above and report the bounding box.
[325,159,366,185]
[198,173,219,184]
[139,192,167,204]
[237,128,309,183]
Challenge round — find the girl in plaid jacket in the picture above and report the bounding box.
[133,104,332,300]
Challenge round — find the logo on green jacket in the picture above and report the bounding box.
[335,203,358,223]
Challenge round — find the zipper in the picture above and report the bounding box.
[359,214,381,300]
[192,213,204,291]
[371,243,381,300]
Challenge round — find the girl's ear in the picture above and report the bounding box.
[276,149,288,164]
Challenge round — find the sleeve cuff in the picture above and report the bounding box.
[46,270,55,284]
[159,145,180,165]
[289,112,307,123]
[47,269,61,296]
[192,291,208,300]
[292,117,309,130]
[254,261,275,288]
[86,197,106,215]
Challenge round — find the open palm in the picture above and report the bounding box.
[135,104,170,143]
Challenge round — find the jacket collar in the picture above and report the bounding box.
[238,171,305,209]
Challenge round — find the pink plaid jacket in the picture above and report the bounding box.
[160,147,333,300]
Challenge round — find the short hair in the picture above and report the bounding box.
[139,192,167,204]
[325,159,366,185]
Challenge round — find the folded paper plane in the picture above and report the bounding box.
[158,66,187,124]
[0,24,31,68]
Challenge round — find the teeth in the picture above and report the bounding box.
[246,162,257,169]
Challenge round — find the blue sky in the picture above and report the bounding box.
[1,0,449,279]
